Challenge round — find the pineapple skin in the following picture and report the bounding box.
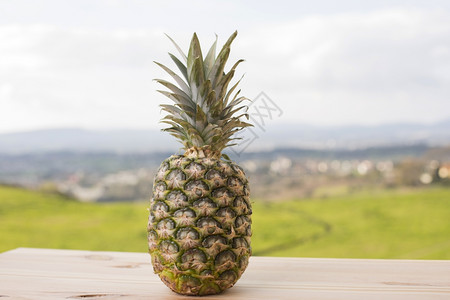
[148,154,252,296]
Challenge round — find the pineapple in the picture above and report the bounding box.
[147,31,252,296]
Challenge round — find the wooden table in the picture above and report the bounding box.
[0,248,449,299]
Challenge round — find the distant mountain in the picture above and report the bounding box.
[0,120,449,154]
[246,119,450,151]
[0,128,178,154]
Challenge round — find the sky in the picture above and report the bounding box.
[1,0,450,133]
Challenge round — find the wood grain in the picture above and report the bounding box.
[0,248,449,299]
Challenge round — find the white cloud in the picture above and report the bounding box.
[0,25,169,132]
[0,7,450,133]
[238,9,450,125]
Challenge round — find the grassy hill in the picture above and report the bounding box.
[1,185,449,259]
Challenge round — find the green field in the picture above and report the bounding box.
[1,185,449,259]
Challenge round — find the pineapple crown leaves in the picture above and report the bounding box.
[154,31,252,154]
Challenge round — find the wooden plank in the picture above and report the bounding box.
[0,248,449,299]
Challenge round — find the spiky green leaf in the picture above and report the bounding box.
[165,33,187,62]
[204,35,217,75]
[154,62,190,95]
[168,53,188,82]
[154,31,253,153]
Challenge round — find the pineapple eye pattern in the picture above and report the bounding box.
[215,250,236,268]
[156,218,176,238]
[180,249,208,272]
[157,218,175,230]
[156,162,170,180]
[152,201,169,220]
[160,240,180,262]
[150,156,251,293]
[205,169,226,188]
[193,198,218,216]
[182,248,207,263]
[227,177,244,195]
[166,190,188,209]
[216,161,232,174]
[153,182,167,200]
[166,169,186,189]
[196,217,222,234]
[185,162,206,179]
[174,208,196,218]
[202,235,228,248]
[160,240,179,254]
[232,237,249,249]
[176,227,200,240]
[173,208,196,226]
[215,207,237,225]
[233,196,251,215]
[148,230,158,250]
[211,187,234,207]
[218,270,237,289]
[185,180,209,198]
[176,227,200,249]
